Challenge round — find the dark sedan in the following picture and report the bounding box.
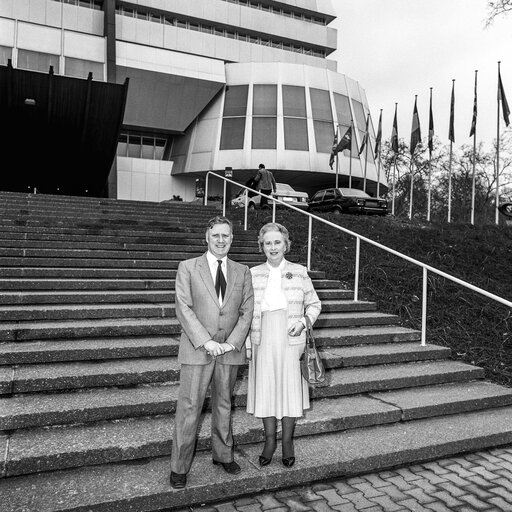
[308,187,389,216]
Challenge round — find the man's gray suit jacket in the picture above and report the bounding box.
[175,252,254,365]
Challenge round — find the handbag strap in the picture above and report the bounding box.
[304,315,316,348]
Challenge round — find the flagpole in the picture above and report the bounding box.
[496,62,501,225]
[392,156,396,215]
[376,109,382,198]
[335,125,340,189]
[349,120,353,188]
[363,113,370,192]
[427,88,433,222]
[391,103,398,216]
[471,70,478,225]
[448,79,455,224]
[409,156,414,220]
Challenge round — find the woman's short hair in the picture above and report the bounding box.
[258,222,291,253]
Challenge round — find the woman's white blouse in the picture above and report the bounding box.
[261,260,287,312]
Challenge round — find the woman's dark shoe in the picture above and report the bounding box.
[259,454,272,466]
[282,456,295,467]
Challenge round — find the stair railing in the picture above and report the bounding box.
[205,171,512,346]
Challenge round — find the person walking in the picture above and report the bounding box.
[170,216,254,489]
[246,222,321,468]
[255,164,276,209]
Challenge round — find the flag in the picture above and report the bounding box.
[328,126,339,170]
[329,125,352,169]
[374,109,382,159]
[449,80,455,143]
[498,68,510,127]
[391,104,399,153]
[410,96,421,155]
[428,89,434,154]
[358,113,370,155]
[470,71,477,137]
[335,126,352,154]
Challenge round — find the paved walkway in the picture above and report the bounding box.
[180,445,512,512]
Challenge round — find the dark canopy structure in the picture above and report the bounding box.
[0,62,128,197]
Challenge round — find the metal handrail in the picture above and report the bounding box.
[205,171,512,345]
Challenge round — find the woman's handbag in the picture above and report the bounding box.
[300,316,326,385]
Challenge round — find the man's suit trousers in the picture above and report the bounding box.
[170,359,239,474]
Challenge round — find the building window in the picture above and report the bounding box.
[65,57,104,80]
[223,85,248,117]
[252,85,277,149]
[17,49,60,74]
[220,117,246,150]
[253,84,277,116]
[283,85,308,151]
[220,85,248,150]
[0,46,12,66]
[310,88,333,153]
[252,117,276,149]
[117,133,168,160]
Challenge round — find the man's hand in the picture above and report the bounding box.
[203,340,224,357]
[288,322,305,336]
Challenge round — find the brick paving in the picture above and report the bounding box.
[179,446,512,512]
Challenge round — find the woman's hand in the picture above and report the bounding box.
[246,347,252,360]
[288,322,305,336]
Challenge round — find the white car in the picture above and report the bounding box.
[231,183,309,210]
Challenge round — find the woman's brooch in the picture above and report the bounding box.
[285,272,293,280]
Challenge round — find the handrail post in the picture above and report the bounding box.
[244,189,248,231]
[421,267,428,346]
[354,237,360,301]
[307,216,313,271]
[205,173,209,206]
[272,195,276,222]
[222,179,226,217]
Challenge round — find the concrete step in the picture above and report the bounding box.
[0,191,217,210]
[0,300,375,322]
[0,222,256,242]
[0,312,399,341]
[0,253,281,267]
[0,358,483,398]
[0,287,345,305]
[3,404,512,511]
[0,224,259,242]
[0,238,260,252]
[0,272,337,286]
[0,320,417,345]
[6,380,512,478]
[0,328,421,365]
[0,359,484,430]
[0,333,440,365]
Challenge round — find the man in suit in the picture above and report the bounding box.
[170,216,254,489]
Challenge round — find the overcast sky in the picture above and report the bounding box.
[331,0,512,152]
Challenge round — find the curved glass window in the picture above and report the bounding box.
[283,85,308,150]
[310,88,333,153]
[253,84,277,115]
[220,85,248,150]
[252,85,277,149]
[252,117,276,149]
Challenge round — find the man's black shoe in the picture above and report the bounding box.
[212,459,241,474]
[170,471,187,489]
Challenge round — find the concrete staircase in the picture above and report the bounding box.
[1,190,512,512]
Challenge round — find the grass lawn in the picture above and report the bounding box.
[229,207,512,387]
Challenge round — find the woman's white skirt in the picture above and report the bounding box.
[246,309,309,419]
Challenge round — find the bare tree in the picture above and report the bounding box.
[486,0,512,24]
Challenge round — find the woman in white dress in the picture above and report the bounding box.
[246,222,321,467]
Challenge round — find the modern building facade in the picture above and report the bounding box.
[0,0,387,200]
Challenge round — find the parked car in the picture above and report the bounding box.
[231,183,309,210]
[308,187,389,216]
